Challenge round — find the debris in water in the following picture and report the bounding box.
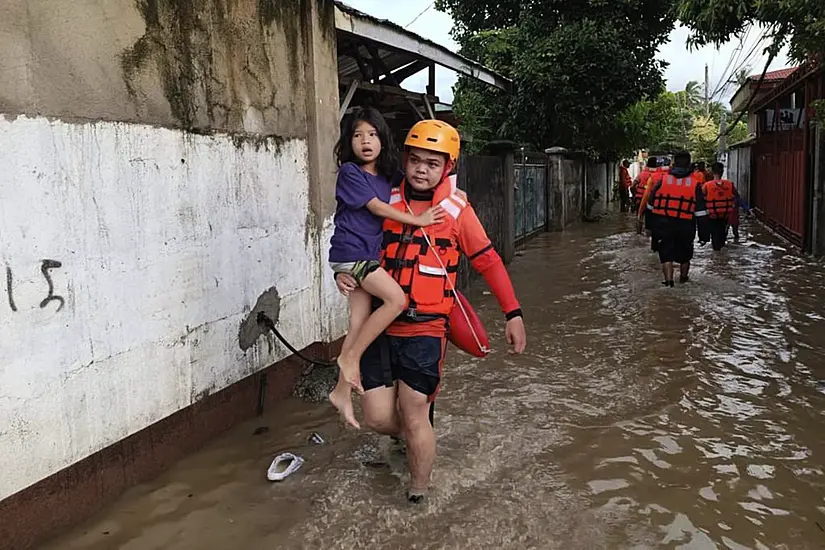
[267,453,304,482]
[308,432,325,445]
[253,426,270,436]
[293,365,338,403]
[407,489,427,504]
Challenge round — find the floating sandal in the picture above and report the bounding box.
[267,453,304,481]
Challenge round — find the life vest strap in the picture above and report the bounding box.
[383,231,451,249]
[396,311,450,323]
[384,258,417,269]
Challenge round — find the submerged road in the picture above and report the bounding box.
[48,215,825,549]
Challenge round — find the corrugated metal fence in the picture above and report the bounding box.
[753,130,807,247]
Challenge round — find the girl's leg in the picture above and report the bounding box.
[337,268,406,390]
[329,288,371,429]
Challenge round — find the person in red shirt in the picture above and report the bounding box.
[335,120,527,503]
[619,160,633,213]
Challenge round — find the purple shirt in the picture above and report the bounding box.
[329,162,392,262]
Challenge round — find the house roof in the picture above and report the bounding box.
[748,67,798,82]
[333,1,511,91]
[730,66,799,112]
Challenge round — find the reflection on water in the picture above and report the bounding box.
[47,215,825,550]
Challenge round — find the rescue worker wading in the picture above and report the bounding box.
[636,158,668,252]
[702,161,739,251]
[619,160,633,213]
[633,157,656,214]
[641,151,710,287]
[335,120,527,503]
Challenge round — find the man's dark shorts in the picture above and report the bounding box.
[657,217,696,264]
[361,334,445,397]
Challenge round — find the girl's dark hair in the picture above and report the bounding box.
[335,107,398,181]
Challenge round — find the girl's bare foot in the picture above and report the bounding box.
[329,385,360,429]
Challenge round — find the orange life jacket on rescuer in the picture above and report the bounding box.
[703,179,735,219]
[382,179,466,320]
[651,175,699,220]
[635,169,651,200]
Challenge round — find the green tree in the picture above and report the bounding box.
[689,115,719,161]
[676,0,825,61]
[727,120,751,145]
[683,80,703,111]
[435,0,676,156]
[734,66,753,87]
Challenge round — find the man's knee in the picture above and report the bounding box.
[363,413,397,435]
[361,387,399,435]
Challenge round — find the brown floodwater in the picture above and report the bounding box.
[45,215,825,549]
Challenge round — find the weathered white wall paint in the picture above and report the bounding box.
[0,115,346,500]
[319,217,350,343]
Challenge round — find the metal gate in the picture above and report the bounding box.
[753,129,806,247]
[514,152,548,243]
[456,154,507,290]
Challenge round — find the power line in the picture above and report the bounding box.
[710,24,751,100]
[715,45,779,142]
[406,2,435,28]
[712,31,768,101]
[710,25,764,100]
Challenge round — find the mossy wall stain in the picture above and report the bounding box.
[122,0,313,138]
[256,0,302,82]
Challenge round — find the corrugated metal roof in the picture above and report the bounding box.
[334,1,510,91]
[749,67,798,82]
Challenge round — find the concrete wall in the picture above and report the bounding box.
[0,0,344,503]
[585,162,612,217]
[728,145,753,205]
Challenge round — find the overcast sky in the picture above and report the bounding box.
[343,0,791,105]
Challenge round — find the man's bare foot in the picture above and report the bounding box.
[329,385,360,429]
[336,356,364,393]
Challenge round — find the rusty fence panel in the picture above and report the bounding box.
[753,129,806,247]
[455,154,506,290]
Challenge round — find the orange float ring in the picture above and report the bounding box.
[448,290,490,357]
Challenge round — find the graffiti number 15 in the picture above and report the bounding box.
[5,260,65,313]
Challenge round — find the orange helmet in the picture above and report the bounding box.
[404,120,460,162]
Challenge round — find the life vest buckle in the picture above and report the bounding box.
[407,308,417,319]
[400,233,414,244]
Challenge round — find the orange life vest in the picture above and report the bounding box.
[635,169,651,200]
[703,179,735,219]
[651,175,698,220]
[382,179,466,321]
[620,166,632,189]
[691,170,706,185]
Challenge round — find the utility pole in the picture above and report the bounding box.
[718,111,728,162]
[705,64,710,116]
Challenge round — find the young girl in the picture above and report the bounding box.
[328,108,444,429]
